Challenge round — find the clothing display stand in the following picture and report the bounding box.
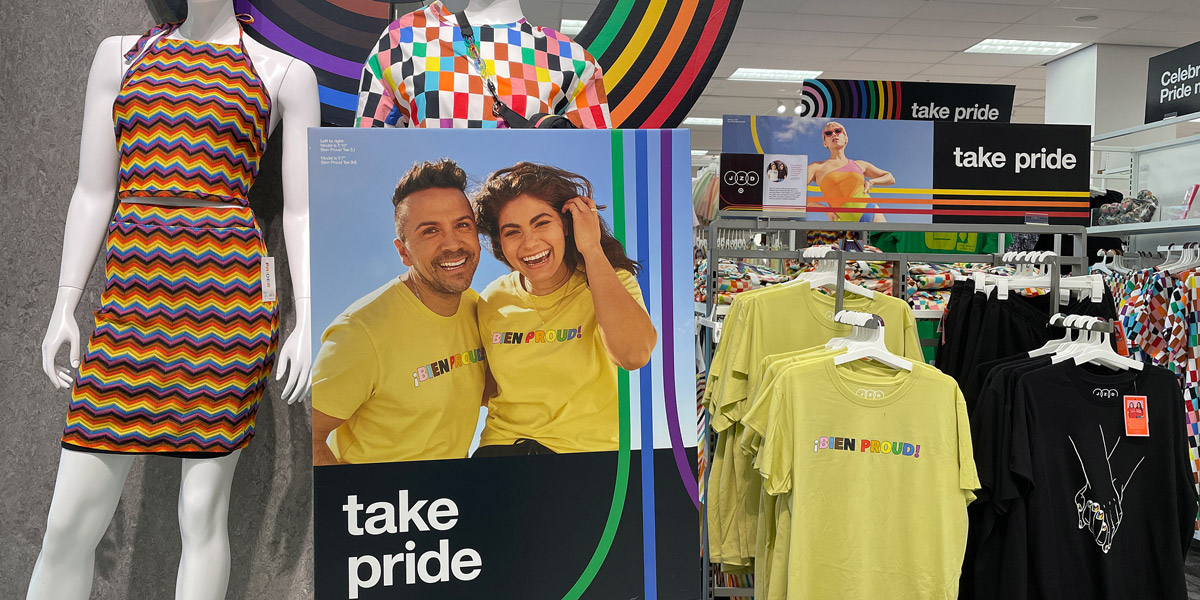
[698,210,1088,599]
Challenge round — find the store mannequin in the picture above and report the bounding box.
[355,0,610,128]
[28,1,318,598]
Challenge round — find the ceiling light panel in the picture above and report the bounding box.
[682,117,724,126]
[965,39,1081,56]
[729,68,823,82]
[559,19,586,36]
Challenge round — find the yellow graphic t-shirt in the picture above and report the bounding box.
[477,269,645,454]
[311,278,486,463]
[756,358,979,598]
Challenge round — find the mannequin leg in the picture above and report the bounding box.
[174,450,241,600]
[26,448,135,600]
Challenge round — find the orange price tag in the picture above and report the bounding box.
[1124,395,1149,437]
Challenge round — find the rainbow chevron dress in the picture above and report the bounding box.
[63,23,277,455]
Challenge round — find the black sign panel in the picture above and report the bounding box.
[932,123,1091,225]
[314,450,698,600]
[799,79,1015,122]
[718,153,766,210]
[1146,41,1200,123]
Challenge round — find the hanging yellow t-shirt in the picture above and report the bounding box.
[311,278,486,463]
[704,283,924,574]
[477,269,645,454]
[757,358,978,599]
[720,280,925,423]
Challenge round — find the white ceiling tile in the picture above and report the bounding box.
[740,0,805,13]
[1010,67,1048,79]
[730,28,880,48]
[940,0,1057,5]
[797,0,927,19]
[867,35,977,52]
[847,48,956,63]
[884,18,1007,38]
[907,2,1042,23]
[1098,30,1199,46]
[751,13,901,33]
[921,63,1024,77]
[1004,77,1049,90]
[991,23,1115,43]
[1129,12,1200,32]
[909,74,1005,84]
[832,60,929,75]
[1019,7,1157,28]
[725,43,858,60]
[938,52,1048,67]
[822,71,927,81]
[1057,0,1179,10]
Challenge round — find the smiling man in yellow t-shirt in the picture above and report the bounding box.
[310,159,490,465]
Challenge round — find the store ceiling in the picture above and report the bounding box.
[516,0,1200,155]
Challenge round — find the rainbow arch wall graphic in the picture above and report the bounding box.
[146,0,742,127]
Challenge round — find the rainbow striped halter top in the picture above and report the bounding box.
[114,22,270,207]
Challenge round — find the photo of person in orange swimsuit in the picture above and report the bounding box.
[807,121,895,222]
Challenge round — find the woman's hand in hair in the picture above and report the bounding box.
[562,196,603,256]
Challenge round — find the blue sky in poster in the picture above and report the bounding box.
[722,115,934,223]
[307,128,695,453]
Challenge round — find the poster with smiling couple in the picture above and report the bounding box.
[308,128,699,600]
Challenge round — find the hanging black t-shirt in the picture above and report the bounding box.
[1010,362,1195,600]
[961,289,1118,394]
[964,355,1051,600]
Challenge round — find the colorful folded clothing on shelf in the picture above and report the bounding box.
[909,290,951,312]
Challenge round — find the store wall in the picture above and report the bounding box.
[0,2,314,597]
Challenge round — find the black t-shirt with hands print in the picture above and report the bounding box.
[1010,361,1195,600]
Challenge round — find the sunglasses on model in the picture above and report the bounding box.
[823,127,844,137]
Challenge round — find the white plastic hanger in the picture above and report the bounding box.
[786,245,876,299]
[1028,313,1079,357]
[1051,315,1142,371]
[830,311,913,371]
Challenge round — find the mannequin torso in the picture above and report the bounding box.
[29,2,318,598]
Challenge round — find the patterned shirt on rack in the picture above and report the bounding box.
[355,1,610,128]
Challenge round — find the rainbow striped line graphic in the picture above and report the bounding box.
[799,79,904,120]
[563,128,697,600]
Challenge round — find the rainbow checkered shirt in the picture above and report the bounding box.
[355,1,610,129]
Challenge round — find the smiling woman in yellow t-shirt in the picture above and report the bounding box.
[473,163,657,457]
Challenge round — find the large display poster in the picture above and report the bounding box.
[722,114,1091,226]
[308,128,698,600]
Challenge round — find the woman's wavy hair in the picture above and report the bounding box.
[474,162,640,277]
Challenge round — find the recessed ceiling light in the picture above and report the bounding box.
[682,117,723,126]
[965,39,1081,56]
[1074,15,1099,23]
[729,68,823,82]
[559,19,586,35]
[775,101,787,114]
[691,150,709,156]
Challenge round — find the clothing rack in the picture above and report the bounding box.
[699,211,1088,599]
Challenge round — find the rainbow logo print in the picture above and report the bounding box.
[412,347,486,387]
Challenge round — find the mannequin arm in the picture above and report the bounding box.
[274,58,320,405]
[42,36,125,389]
